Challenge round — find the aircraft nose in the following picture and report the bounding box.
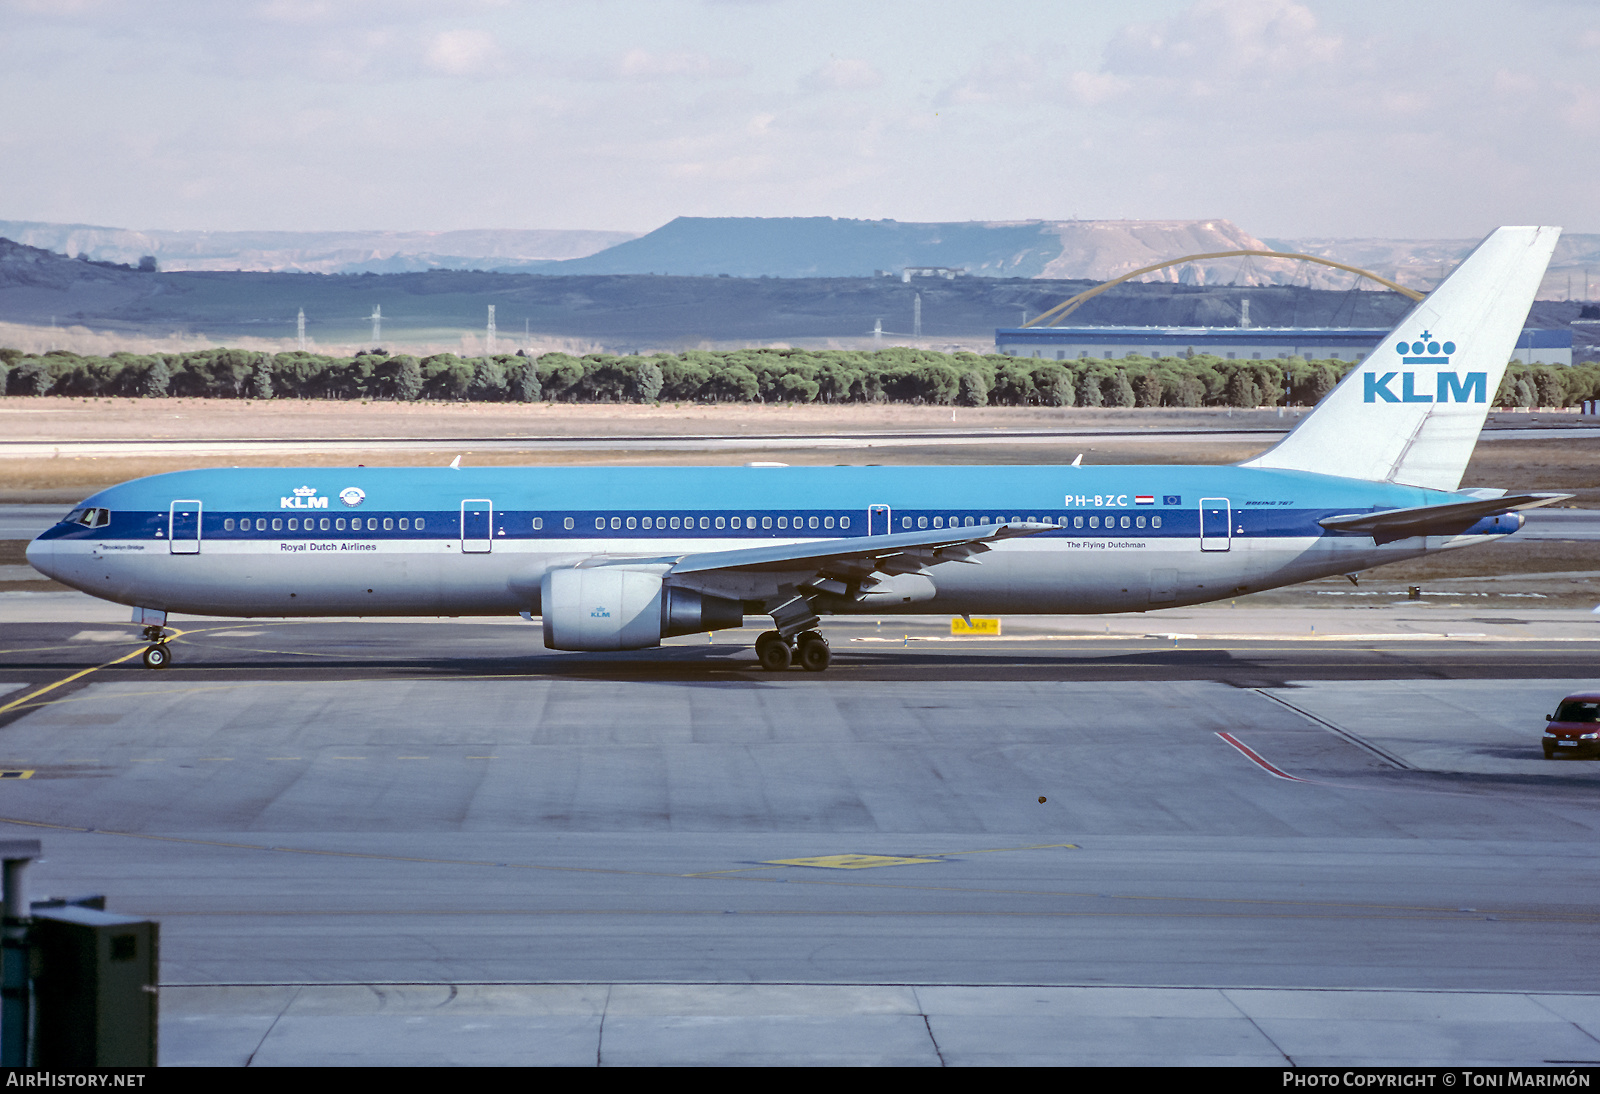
[23,536,57,581]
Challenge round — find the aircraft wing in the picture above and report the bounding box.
[619,520,1058,613]
[669,520,1054,576]
[1318,492,1571,545]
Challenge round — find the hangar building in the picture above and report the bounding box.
[994,326,1573,366]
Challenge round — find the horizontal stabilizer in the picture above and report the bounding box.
[1319,492,1571,544]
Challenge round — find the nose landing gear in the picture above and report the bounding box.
[754,629,830,672]
[141,624,172,670]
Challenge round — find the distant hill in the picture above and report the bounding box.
[0,221,639,274]
[540,216,1288,281]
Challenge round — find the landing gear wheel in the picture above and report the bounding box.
[143,643,171,670]
[757,636,792,671]
[796,632,830,672]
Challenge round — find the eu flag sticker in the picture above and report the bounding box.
[1163,495,1182,505]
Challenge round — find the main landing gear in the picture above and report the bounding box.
[755,629,831,672]
[141,624,172,670]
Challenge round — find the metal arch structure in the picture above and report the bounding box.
[1022,250,1427,328]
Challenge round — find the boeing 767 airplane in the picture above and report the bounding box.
[26,226,1566,672]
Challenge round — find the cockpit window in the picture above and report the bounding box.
[62,508,110,528]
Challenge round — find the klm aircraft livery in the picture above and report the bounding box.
[1364,335,1486,404]
[27,226,1567,672]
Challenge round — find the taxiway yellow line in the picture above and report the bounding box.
[0,642,164,714]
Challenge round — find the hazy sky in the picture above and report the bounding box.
[2,0,1596,237]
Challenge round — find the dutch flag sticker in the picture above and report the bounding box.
[1135,495,1155,505]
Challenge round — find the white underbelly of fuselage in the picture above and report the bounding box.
[35,532,1504,619]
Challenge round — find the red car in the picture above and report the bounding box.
[1543,693,1600,759]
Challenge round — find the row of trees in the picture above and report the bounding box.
[2,345,1597,408]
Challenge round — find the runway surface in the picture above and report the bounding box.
[2,594,1599,1063]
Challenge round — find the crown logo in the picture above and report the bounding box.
[1395,331,1455,364]
[293,485,317,496]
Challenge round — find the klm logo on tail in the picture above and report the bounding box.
[1363,332,1485,404]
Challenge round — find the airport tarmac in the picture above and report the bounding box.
[0,423,1596,463]
[1,590,1599,1065]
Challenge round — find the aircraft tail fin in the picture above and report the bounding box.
[1239,225,1560,491]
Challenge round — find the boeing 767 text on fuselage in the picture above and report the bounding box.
[27,226,1567,672]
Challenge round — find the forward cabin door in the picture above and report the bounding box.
[169,500,202,555]
[461,499,493,553]
[1199,498,1231,552]
[868,505,891,536]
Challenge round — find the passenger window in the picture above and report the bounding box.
[397,518,407,530]
[415,518,424,530]
[715,516,726,529]
[747,515,757,528]
[562,517,573,530]
[224,519,235,531]
[699,517,709,529]
[1152,515,1162,529]
[369,518,379,530]
[933,516,943,528]
[840,516,850,529]
[670,516,681,530]
[253,518,264,531]
[964,516,975,527]
[596,517,605,530]
[610,517,621,530]
[902,516,912,529]
[626,517,636,530]
[641,516,652,530]
[288,518,298,530]
[762,516,772,529]
[1027,516,1037,523]
[1135,515,1146,529]
[385,518,395,530]
[918,516,928,529]
[824,516,834,529]
[1120,515,1131,529]
[1089,516,1099,529]
[336,518,346,530]
[1074,516,1083,529]
[273,518,283,531]
[808,516,819,530]
[979,516,991,525]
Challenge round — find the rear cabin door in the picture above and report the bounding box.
[461,499,493,553]
[169,500,202,554]
[1199,498,1231,552]
[868,505,891,536]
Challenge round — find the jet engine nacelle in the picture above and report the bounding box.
[541,568,744,651]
